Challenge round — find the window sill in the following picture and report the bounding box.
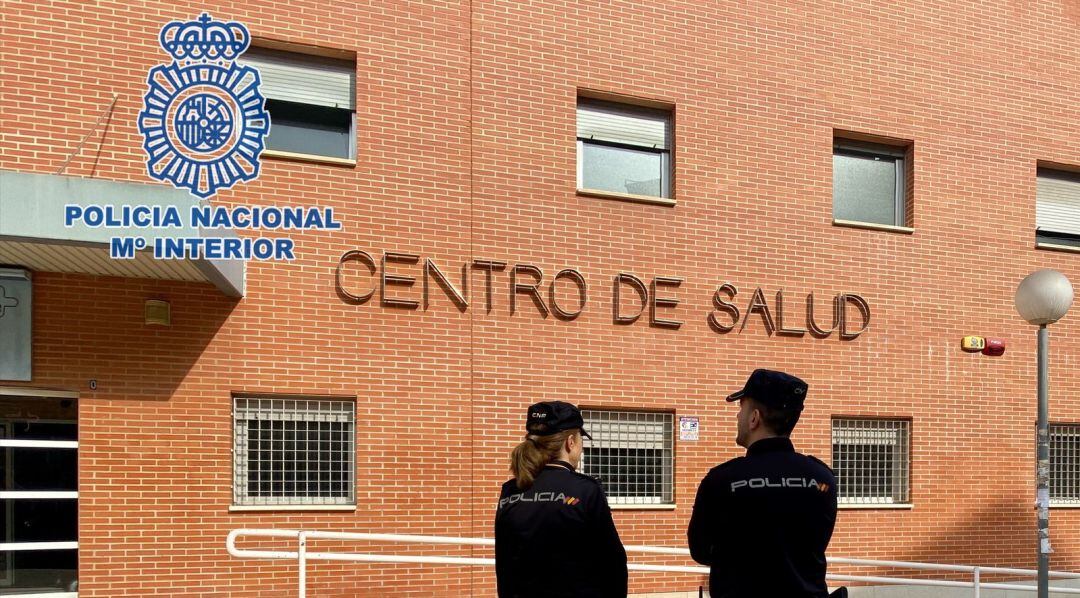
[263,149,357,167]
[832,219,914,234]
[230,504,358,512]
[610,503,677,511]
[838,503,913,510]
[577,188,676,207]
[1049,503,1080,509]
[1036,242,1080,254]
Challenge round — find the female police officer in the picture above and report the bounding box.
[494,401,628,597]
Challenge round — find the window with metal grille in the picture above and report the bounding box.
[577,97,673,200]
[233,397,355,506]
[581,410,674,505]
[831,418,910,505]
[1050,423,1080,505]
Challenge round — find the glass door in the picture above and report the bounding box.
[0,397,77,596]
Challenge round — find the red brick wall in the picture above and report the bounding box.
[5,0,1080,595]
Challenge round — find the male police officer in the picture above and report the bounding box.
[688,369,839,598]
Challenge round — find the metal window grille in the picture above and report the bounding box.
[1050,423,1080,505]
[832,418,910,505]
[233,397,355,506]
[581,410,674,505]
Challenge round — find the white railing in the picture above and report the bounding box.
[226,529,1080,597]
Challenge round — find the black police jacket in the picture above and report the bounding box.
[495,462,628,597]
[687,437,837,598]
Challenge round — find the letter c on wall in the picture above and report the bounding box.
[336,250,377,303]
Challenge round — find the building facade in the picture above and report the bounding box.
[4,0,1080,596]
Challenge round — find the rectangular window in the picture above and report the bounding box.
[233,397,355,506]
[833,138,908,227]
[577,98,672,200]
[244,47,357,161]
[581,410,674,505]
[831,418,910,505]
[1036,168,1080,248]
[1050,423,1080,505]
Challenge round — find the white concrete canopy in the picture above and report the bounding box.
[0,170,244,296]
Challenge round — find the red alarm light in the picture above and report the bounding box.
[982,338,1006,356]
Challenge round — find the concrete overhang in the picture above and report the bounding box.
[0,170,244,297]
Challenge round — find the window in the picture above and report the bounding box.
[1050,423,1080,505]
[244,47,356,161]
[581,410,674,505]
[833,138,909,227]
[233,397,355,506]
[831,418,910,505]
[577,97,672,200]
[1036,168,1080,248]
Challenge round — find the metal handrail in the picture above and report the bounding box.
[226,529,1080,597]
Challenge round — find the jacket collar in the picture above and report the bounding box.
[746,436,794,456]
[545,460,576,472]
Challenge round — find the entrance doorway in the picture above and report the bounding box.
[0,394,77,596]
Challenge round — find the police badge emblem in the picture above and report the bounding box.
[138,13,270,198]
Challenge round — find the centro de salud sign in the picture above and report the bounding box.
[335,250,871,339]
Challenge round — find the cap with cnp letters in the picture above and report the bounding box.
[526,401,592,439]
[726,369,808,410]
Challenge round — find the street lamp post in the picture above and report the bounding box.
[1015,268,1074,598]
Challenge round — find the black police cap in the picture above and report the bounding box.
[526,401,592,439]
[726,369,808,410]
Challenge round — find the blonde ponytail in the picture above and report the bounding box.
[509,430,575,490]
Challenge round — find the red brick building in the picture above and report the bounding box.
[3,0,1080,596]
